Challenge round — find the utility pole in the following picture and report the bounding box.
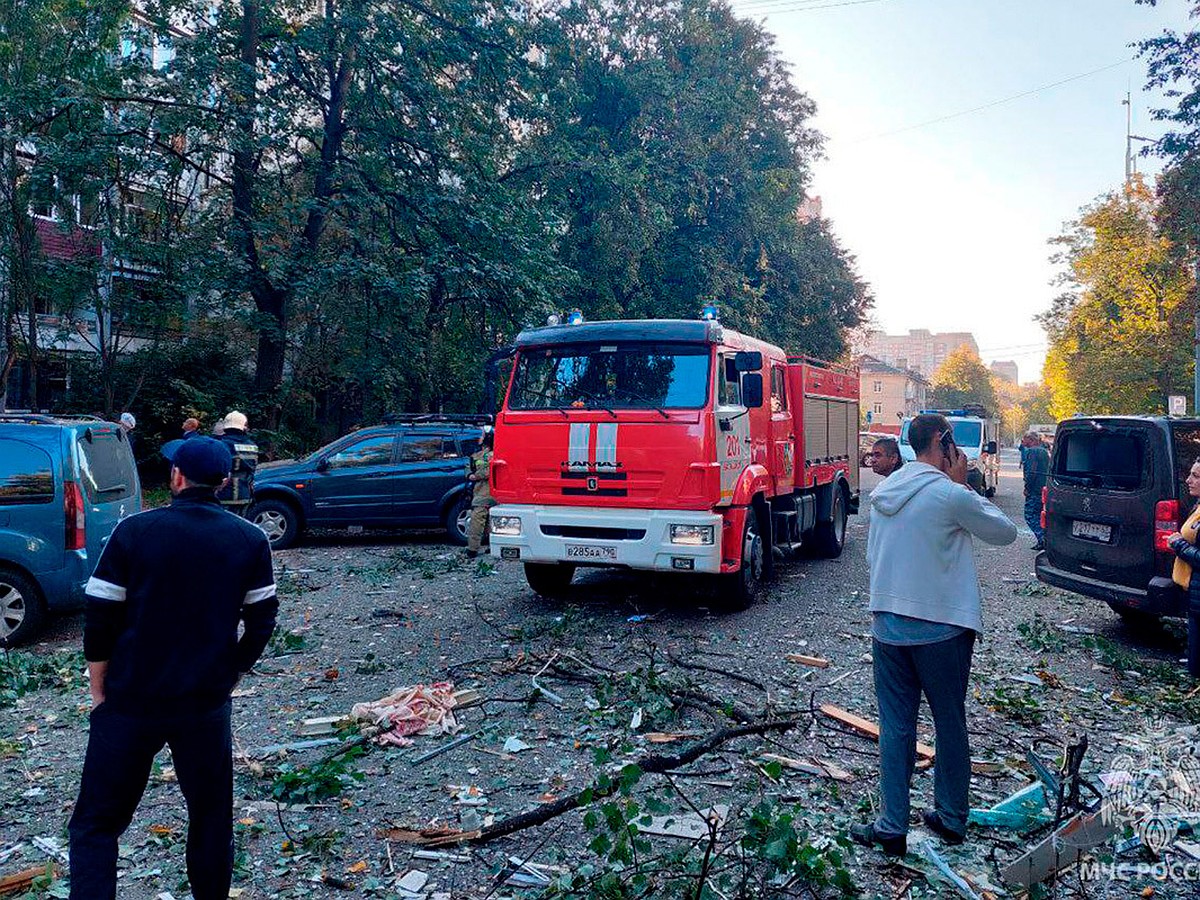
[1124,94,1155,187]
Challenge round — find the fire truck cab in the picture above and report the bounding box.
[488,317,859,606]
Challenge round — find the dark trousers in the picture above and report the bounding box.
[69,701,233,900]
[873,630,976,837]
[1024,491,1043,542]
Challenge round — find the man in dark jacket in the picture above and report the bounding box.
[68,437,278,900]
[1021,433,1051,550]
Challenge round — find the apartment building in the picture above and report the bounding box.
[857,355,928,432]
[858,329,979,379]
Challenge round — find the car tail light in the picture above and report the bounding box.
[65,481,86,551]
[1040,486,1048,530]
[1155,499,1180,552]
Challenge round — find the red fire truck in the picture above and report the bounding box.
[487,317,860,606]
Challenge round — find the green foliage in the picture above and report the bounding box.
[4,0,871,443]
[1040,180,1194,420]
[269,745,366,805]
[0,649,86,708]
[986,684,1044,726]
[929,346,998,412]
[1017,613,1067,653]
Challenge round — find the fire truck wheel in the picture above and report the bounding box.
[524,563,576,597]
[812,484,847,559]
[717,513,763,610]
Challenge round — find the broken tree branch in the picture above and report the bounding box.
[428,719,799,845]
[667,652,768,692]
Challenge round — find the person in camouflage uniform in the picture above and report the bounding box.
[465,430,494,557]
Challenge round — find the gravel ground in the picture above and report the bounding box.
[3,452,1199,899]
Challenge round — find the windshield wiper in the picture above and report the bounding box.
[617,388,669,419]
[551,380,617,418]
[518,386,568,418]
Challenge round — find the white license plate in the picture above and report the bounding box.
[1071,520,1112,543]
[566,544,617,560]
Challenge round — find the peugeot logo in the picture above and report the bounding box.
[586,476,599,492]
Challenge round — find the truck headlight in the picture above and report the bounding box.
[670,524,714,545]
[490,515,522,536]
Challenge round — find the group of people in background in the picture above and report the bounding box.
[114,409,260,518]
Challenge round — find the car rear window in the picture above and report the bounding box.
[1053,428,1145,491]
[77,431,137,503]
[1172,425,1200,502]
[0,439,55,505]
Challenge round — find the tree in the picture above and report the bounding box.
[0,0,128,409]
[929,346,998,412]
[511,0,870,359]
[1039,179,1193,419]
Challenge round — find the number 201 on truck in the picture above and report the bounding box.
[487,317,860,607]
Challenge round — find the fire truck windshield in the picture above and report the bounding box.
[509,342,710,411]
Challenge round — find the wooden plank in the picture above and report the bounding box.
[0,864,54,896]
[1000,809,1116,888]
[761,753,855,782]
[785,653,830,668]
[819,704,935,761]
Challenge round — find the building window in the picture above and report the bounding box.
[873,381,883,394]
[873,403,883,415]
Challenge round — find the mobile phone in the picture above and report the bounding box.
[940,429,955,458]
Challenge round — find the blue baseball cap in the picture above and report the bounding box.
[162,436,232,486]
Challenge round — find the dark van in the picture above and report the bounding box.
[0,414,141,644]
[1035,415,1200,621]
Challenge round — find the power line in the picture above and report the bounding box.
[851,59,1132,143]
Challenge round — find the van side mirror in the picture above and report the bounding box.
[985,441,997,455]
[741,373,764,408]
[316,457,330,472]
[734,351,762,372]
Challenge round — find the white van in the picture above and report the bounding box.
[899,409,1001,496]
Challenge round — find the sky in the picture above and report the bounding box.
[729,0,1194,384]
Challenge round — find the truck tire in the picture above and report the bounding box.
[0,566,46,648]
[248,499,302,550]
[811,484,848,559]
[717,512,763,610]
[525,563,576,597]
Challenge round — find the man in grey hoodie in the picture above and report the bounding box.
[852,413,1017,856]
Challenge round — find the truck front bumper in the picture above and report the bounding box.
[488,504,724,574]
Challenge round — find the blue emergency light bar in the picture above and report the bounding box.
[700,303,719,321]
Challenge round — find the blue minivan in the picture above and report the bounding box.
[0,414,141,645]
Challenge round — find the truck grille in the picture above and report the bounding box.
[540,525,647,541]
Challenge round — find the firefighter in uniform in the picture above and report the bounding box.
[465,430,494,557]
[215,411,258,517]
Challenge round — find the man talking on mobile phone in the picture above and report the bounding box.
[851,413,1017,856]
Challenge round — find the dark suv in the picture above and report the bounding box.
[1035,416,1200,622]
[0,413,141,644]
[246,415,489,549]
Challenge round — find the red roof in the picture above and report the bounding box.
[34,218,100,262]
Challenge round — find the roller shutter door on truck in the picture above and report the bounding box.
[804,397,828,465]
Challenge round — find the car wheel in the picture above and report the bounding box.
[524,563,575,597]
[811,484,848,559]
[717,511,763,610]
[0,567,46,647]
[248,500,301,550]
[446,494,471,546]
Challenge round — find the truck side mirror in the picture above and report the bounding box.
[316,457,330,472]
[741,373,764,408]
[734,351,762,372]
[985,441,998,455]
